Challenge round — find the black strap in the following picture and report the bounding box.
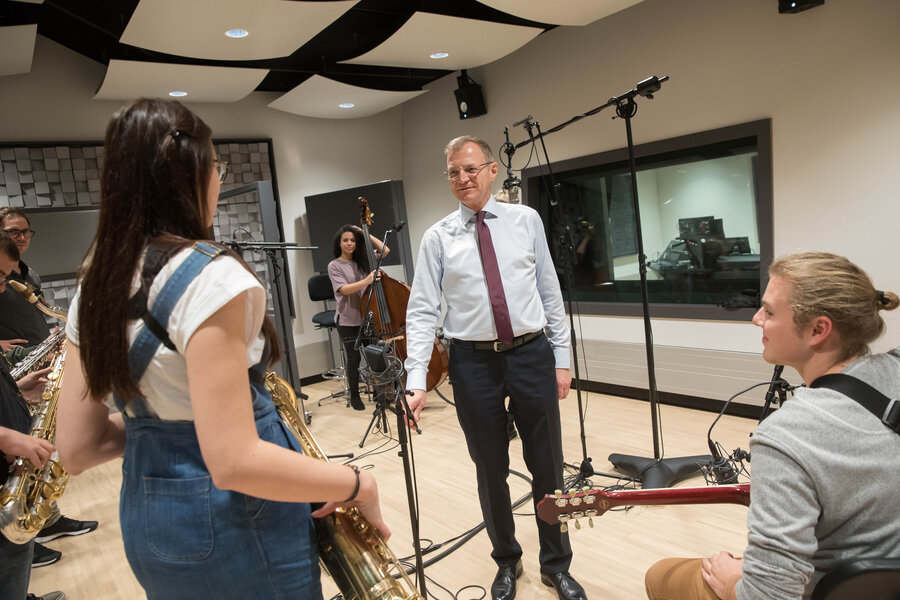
[126,244,181,352]
[810,373,900,433]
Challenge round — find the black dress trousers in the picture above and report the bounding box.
[448,333,572,574]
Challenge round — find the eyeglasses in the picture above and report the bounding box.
[214,159,229,183]
[445,161,493,181]
[2,228,35,240]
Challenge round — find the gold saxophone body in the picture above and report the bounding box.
[0,345,69,543]
[263,372,422,600]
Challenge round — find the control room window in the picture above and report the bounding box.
[524,119,772,321]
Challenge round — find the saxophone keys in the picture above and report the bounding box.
[34,502,52,520]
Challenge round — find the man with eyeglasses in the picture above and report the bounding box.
[0,211,99,569]
[0,208,52,351]
[404,136,586,600]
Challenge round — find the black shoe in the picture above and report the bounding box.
[540,572,587,600]
[491,559,523,600]
[36,516,98,542]
[27,592,66,600]
[31,542,62,568]
[350,395,365,411]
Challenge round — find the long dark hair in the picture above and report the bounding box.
[79,98,280,401]
[331,224,370,272]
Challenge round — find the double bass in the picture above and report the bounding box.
[357,197,448,391]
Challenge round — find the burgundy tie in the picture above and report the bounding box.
[475,210,514,345]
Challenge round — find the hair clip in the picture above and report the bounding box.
[876,290,887,305]
[170,130,181,138]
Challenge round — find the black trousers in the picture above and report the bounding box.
[449,333,572,574]
[336,324,362,400]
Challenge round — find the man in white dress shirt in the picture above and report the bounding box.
[404,136,586,600]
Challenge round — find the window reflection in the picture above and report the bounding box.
[532,134,764,310]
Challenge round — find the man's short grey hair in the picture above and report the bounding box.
[444,135,494,163]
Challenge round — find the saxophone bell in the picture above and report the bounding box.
[264,372,422,600]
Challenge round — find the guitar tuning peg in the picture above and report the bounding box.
[574,519,581,530]
[560,523,568,533]
[587,517,594,528]
[582,486,590,495]
[554,489,563,498]
[568,488,577,496]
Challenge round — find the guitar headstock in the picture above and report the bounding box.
[536,487,609,531]
[358,196,373,227]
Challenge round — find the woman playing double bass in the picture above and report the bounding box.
[327,224,389,410]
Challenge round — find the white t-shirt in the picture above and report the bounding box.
[66,247,267,420]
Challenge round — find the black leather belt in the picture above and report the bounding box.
[448,331,542,353]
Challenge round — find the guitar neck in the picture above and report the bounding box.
[536,484,750,527]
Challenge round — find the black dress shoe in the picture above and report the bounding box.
[540,572,587,600]
[491,559,523,600]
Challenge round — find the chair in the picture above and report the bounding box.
[307,273,349,406]
[811,558,900,600]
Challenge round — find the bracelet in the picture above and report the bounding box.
[343,465,361,502]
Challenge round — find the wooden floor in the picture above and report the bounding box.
[30,380,757,599]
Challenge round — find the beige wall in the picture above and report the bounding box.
[3,0,899,384]
[400,0,900,362]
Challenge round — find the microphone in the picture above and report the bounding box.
[512,115,532,128]
[707,439,738,485]
[388,221,407,232]
[759,364,785,422]
[502,174,521,204]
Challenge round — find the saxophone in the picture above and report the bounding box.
[0,345,69,543]
[10,328,66,381]
[264,372,422,600]
[7,280,67,322]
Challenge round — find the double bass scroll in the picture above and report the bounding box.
[357,197,448,391]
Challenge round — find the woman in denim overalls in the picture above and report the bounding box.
[56,98,390,599]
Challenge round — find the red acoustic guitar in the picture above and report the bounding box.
[536,484,751,532]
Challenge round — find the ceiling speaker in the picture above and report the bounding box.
[454,70,486,120]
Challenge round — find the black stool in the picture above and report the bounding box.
[307,273,350,406]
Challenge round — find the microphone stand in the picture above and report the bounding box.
[394,386,427,598]
[758,364,785,422]
[356,227,402,447]
[514,76,710,488]
[229,240,316,421]
[515,117,598,486]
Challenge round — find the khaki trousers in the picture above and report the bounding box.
[645,557,721,600]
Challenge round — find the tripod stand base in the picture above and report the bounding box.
[608,453,711,489]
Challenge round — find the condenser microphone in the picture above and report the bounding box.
[512,115,532,128]
[707,439,738,485]
[502,174,521,203]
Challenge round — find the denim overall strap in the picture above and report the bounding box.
[113,241,223,416]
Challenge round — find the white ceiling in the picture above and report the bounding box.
[340,12,543,70]
[475,0,645,27]
[267,74,427,119]
[120,0,356,61]
[6,0,648,118]
[94,60,269,103]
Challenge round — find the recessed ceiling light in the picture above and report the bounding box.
[169,91,188,97]
[338,102,355,109]
[430,52,449,59]
[225,29,249,38]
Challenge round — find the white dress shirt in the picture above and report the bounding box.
[405,195,570,391]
